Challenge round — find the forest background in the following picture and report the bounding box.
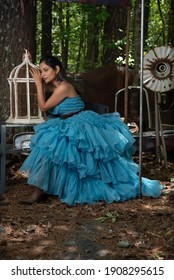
[0,0,174,121]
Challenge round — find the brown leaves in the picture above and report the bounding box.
[1,152,174,259]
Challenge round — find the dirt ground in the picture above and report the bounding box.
[0,152,174,260]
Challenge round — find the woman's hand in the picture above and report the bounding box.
[30,68,42,86]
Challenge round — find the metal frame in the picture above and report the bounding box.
[115,85,152,129]
[0,124,6,193]
[139,0,145,197]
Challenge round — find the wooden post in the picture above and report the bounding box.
[124,5,131,124]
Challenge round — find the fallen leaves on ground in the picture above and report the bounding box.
[0,152,174,260]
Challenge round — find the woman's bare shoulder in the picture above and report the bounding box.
[59,81,73,89]
[58,81,77,97]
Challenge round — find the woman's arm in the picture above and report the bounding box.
[30,68,75,112]
[40,83,74,112]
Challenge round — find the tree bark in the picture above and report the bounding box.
[58,3,69,70]
[42,0,52,56]
[102,5,127,65]
[168,0,174,46]
[0,0,36,120]
[133,0,141,85]
[86,8,100,70]
[144,0,150,50]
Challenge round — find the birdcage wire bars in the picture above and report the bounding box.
[7,50,44,124]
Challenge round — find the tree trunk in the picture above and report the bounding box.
[168,0,174,46]
[58,3,69,70]
[42,0,52,56]
[102,5,127,65]
[86,8,100,70]
[133,0,141,85]
[76,12,86,73]
[0,0,36,120]
[157,0,166,45]
[144,0,150,51]
[63,3,70,70]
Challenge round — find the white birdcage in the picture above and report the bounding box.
[6,49,44,124]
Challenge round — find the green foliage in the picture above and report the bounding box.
[35,0,173,72]
[95,211,120,223]
[36,1,109,72]
[145,0,171,51]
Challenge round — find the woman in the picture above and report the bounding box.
[19,55,163,205]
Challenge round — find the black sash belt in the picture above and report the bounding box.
[60,110,84,120]
[48,109,84,120]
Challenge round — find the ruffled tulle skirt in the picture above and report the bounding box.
[19,111,162,205]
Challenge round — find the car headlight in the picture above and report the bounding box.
[13,132,34,151]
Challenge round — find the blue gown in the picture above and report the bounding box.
[19,95,162,205]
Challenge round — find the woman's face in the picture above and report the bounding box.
[39,61,59,84]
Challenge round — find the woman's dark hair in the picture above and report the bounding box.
[40,55,68,82]
[40,55,83,97]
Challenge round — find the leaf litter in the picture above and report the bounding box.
[0,152,174,260]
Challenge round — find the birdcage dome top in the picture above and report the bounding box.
[8,49,39,82]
